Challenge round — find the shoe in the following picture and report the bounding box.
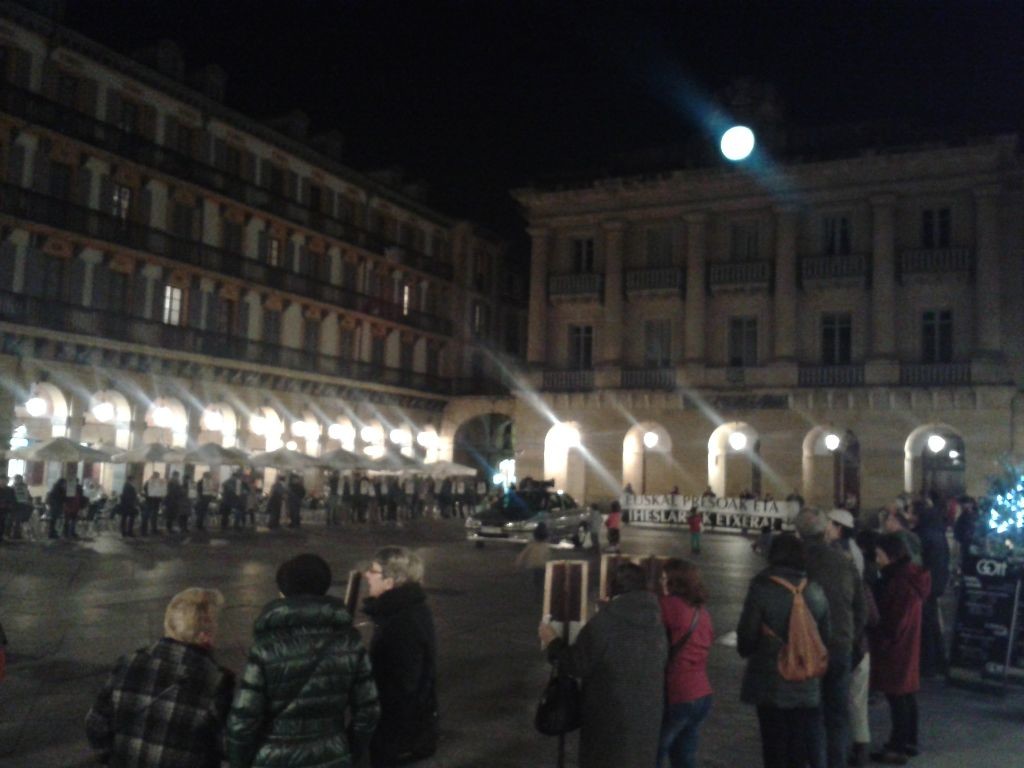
[870,751,908,765]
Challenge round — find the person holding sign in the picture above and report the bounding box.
[868,534,931,765]
[539,562,667,768]
[658,559,714,768]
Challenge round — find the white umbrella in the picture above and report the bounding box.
[185,443,250,466]
[422,460,478,479]
[317,447,366,473]
[111,443,188,464]
[249,446,319,471]
[12,437,113,463]
[365,450,424,476]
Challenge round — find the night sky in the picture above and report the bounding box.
[60,0,1023,249]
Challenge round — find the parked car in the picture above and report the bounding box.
[466,487,591,546]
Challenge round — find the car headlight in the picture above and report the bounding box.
[508,521,538,531]
[465,518,481,529]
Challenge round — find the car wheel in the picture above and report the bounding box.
[572,523,588,550]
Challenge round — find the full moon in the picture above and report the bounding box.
[720,125,756,161]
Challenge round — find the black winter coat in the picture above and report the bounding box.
[362,582,438,768]
[915,520,950,598]
[227,596,380,768]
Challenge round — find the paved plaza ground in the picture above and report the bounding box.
[0,518,1020,767]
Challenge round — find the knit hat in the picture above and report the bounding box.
[276,553,332,597]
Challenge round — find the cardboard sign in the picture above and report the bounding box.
[543,560,588,644]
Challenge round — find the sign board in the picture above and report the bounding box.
[622,494,798,532]
[543,560,588,644]
[599,553,671,601]
[948,555,1022,690]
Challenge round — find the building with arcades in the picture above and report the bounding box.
[504,130,1024,512]
[0,3,526,494]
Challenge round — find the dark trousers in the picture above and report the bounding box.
[920,595,946,676]
[195,498,211,530]
[141,499,161,534]
[885,694,918,753]
[0,509,6,541]
[821,652,851,768]
[756,705,826,768]
[121,509,136,536]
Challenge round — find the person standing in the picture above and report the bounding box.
[659,559,714,768]
[737,532,831,768]
[286,473,305,529]
[0,476,15,543]
[46,476,67,539]
[687,506,703,555]
[588,504,603,554]
[195,471,214,531]
[265,476,284,529]
[605,500,622,553]
[869,534,931,765]
[539,562,667,768]
[219,472,238,531]
[362,547,439,767]
[142,471,166,536]
[795,508,865,768]
[882,506,922,566]
[86,588,235,768]
[119,475,139,537]
[12,474,32,540]
[165,471,185,534]
[64,476,84,539]
[228,554,380,768]
[913,503,949,678]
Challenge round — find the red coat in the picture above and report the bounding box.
[869,557,931,695]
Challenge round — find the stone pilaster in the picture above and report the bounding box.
[772,206,798,361]
[600,220,625,367]
[869,194,896,359]
[526,227,549,367]
[684,213,707,363]
[973,185,1003,358]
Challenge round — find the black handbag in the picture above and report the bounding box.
[534,662,582,736]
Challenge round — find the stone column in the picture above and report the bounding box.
[684,213,708,364]
[526,227,550,367]
[79,249,104,307]
[772,206,798,361]
[600,220,625,367]
[973,185,1002,358]
[869,194,897,359]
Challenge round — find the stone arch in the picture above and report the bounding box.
[199,402,239,447]
[802,426,861,511]
[326,416,357,453]
[623,421,673,494]
[17,381,69,440]
[708,421,761,498]
[248,405,285,452]
[145,396,188,448]
[287,410,321,455]
[451,412,515,480]
[904,423,965,499]
[544,421,585,500]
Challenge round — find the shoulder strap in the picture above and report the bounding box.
[667,606,702,662]
[768,576,805,594]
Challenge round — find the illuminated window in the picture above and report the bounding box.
[162,285,183,326]
[267,237,281,267]
[112,184,132,220]
[402,284,411,316]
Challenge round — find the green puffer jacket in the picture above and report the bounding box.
[227,596,380,768]
[737,565,832,708]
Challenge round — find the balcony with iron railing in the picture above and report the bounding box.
[542,369,595,392]
[798,364,866,387]
[0,83,454,281]
[707,259,773,291]
[899,362,971,386]
[899,247,973,279]
[799,253,868,284]
[0,290,456,395]
[548,272,604,300]
[624,267,685,296]
[0,182,453,336]
[620,367,677,389]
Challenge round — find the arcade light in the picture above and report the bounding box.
[824,433,841,452]
[361,425,383,445]
[202,408,224,432]
[927,434,947,454]
[292,420,308,438]
[91,401,115,423]
[285,440,298,451]
[25,396,47,418]
[390,428,412,446]
[643,431,659,449]
[151,405,172,428]
[728,431,748,451]
[720,125,755,161]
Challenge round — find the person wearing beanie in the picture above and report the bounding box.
[228,554,379,768]
[362,547,439,767]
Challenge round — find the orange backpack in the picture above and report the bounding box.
[763,576,829,681]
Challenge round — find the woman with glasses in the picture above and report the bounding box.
[363,547,439,767]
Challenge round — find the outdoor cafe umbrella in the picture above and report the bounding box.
[110,443,188,464]
[184,442,251,466]
[317,447,366,473]
[10,437,113,463]
[421,460,478,479]
[365,450,425,476]
[248,446,320,471]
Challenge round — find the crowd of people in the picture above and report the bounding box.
[537,493,959,768]
[85,547,438,768]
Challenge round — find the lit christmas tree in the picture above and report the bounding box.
[983,462,1024,549]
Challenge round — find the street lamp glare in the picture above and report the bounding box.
[25,396,47,418]
[92,401,115,423]
[728,431,748,451]
[643,431,659,449]
[927,434,947,454]
[720,125,755,161]
[824,433,841,452]
[203,408,224,432]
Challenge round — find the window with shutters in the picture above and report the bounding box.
[223,221,243,254]
[370,335,385,368]
[216,298,237,336]
[645,228,673,267]
[263,308,282,345]
[119,100,139,134]
[426,345,440,377]
[338,326,355,360]
[644,319,672,368]
[730,223,759,260]
[341,260,356,288]
[56,72,79,109]
[571,238,594,272]
[568,324,593,370]
[400,339,414,371]
[823,215,851,256]
[728,316,758,366]
[48,162,72,200]
[162,285,183,326]
[171,203,192,238]
[111,184,132,220]
[303,317,320,354]
[921,208,951,248]
[921,310,953,363]
[821,313,852,364]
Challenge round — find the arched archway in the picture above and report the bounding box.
[198,402,239,448]
[708,422,760,498]
[802,426,861,510]
[905,424,965,500]
[83,389,132,492]
[623,422,673,494]
[287,410,321,456]
[326,417,357,453]
[248,406,285,452]
[145,397,188,448]
[452,413,515,480]
[11,382,70,489]
[544,422,585,500]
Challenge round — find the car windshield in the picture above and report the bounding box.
[489,490,555,521]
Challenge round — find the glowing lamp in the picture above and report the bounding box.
[250,415,266,436]
[643,431,659,449]
[292,421,307,438]
[390,428,411,445]
[728,431,748,451]
[361,425,383,444]
[553,423,580,449]
[25,396,47,418]
[824,433,841,452]
[151,406,172,428]
[949,450,960,459]
[927,434,946,454]
[285,440,298,451]
[202,408,223,432]
[92,401,115,423]
[720,125,755,161]
[417,430,439,448]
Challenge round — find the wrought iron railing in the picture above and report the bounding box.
[620,368,676,389]
[798,364,865,387]
[548,273,604,297]
[899,362,971,386]
[624,267,684,293]
[542,369,595,391]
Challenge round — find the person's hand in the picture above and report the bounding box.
[538,620,559,649]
